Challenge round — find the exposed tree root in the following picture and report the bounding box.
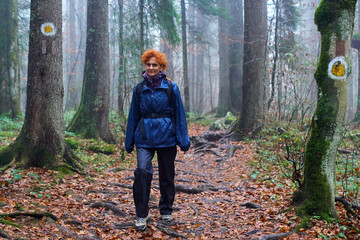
[176,169,206,177]
[90,201,126,216]
[194,149,223,157]
[0,141,84,174]
[259,232,292,240]
[0,228,11,239]
[56,223,101,240]
[335,196,360,219]
[86,189,127,195]
[113,222,133,229]
[240,202,262,209]
[110,182,133,189]
[0,211,58,221]
[156,222,187,238]
[175,184,204,194]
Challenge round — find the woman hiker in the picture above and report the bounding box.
[125,49,190,231]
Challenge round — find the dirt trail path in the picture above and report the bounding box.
[0,123,303,239]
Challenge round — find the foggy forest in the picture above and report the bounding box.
[0,0,359,239]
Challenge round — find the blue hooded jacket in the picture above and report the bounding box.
[125,78,190,153]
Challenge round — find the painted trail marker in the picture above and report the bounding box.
[41,22,56,36]
[328,56,347,80]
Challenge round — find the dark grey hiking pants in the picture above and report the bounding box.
[133,146,177,218]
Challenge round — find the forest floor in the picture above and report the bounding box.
[0,123,359,239]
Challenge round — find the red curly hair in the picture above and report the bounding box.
[141,49,168,71]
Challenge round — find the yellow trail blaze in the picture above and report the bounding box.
[331,62,345,77]
[44,25,53,33]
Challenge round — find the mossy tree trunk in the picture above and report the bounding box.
[233,0,267,139]
[0,0,81,171]
[0,0,21,118]
[67,0,115,144]
[298,0,357,218]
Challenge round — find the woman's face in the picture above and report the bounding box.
[145,57,163,77]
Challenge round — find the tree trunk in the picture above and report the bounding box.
[268,0,279,110]
[0,0,81,171]
[229,0,244,113]
[139,0,145,55]
[216,0,232,116]
[160,30,174,78]
[118,0,125,115]
[64,0,79,111]
[67,0,115,143]
[298,0,357,218]
[181,0,190,112]
[0,0,21,118]
[233,0,267,138]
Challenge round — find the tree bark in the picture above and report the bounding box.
[67,0,115,143]
[216,0,232,116]
[0,0,81,171]
[268,0,279,110]
[298,0,357,218]
[118,0,125,115]
[233,0,267,138]
[0,0,21,118]
[139,0,145,55]
[229,0,244,113]
[160,30,175,78]
[181,0,190,112]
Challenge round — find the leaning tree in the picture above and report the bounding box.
[295,0,357,218]
[0,0,81,171]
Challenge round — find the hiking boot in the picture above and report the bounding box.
[135,217,148,231]
[160,215,172,221]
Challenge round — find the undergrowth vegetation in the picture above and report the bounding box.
[253,121,360,209]
[1,111,359,206]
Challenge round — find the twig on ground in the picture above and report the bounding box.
[190,204,199,216]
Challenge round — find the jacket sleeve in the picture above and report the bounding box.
[173,83,190,151]
[125,87,141,153]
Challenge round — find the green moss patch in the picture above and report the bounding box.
[87,139,117,155]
